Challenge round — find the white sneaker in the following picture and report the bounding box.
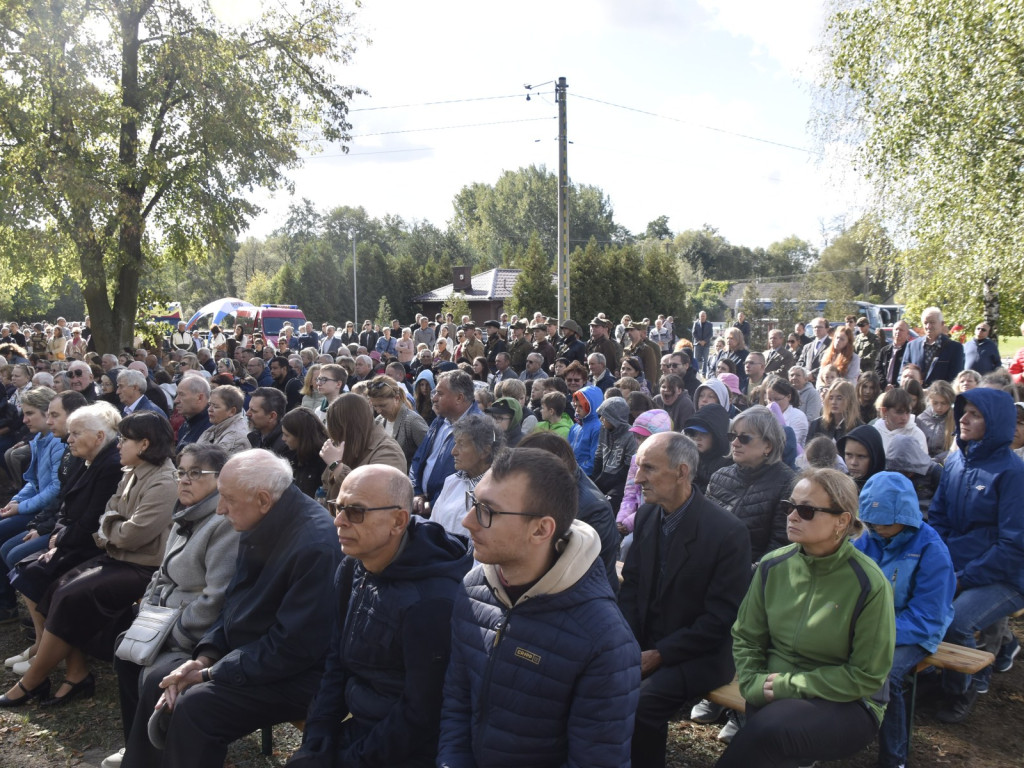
[11,659,31,676]
[717,717,740,743]
[101,749,125,768]
[690,698,725,723]
[4,647,32,668]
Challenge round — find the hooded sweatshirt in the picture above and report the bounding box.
[854,472,956,652]
[569,385,603,475]
[617,409,673,532]
[683,403,732,493]
[301,517,472,767]
[694,379,730,411]
[836,424,886,489]
[591,397,637,512]
[928,388,1024,593]
[490,396,523,447]
[872,411,929,457]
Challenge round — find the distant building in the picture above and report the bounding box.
[412,267,523,323]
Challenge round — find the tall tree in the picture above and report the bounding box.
[820,0,1024,331]
[0,0,361,352]
[507,236,556,319]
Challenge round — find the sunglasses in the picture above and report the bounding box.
[726,432,756,445]
[326,502,401,523]
[782,500,843,521]
[68,369,88,378]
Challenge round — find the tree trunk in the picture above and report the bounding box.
[983,273,999,340]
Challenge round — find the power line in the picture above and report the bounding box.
[350,93,524,112]
[350,116,552,139]
[573,93,822,157]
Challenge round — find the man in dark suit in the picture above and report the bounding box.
[116,369,167,417]
[799,317,831,382]
[875,319,911,390]
[691,311,714,376]
[618,432,752,768]
[763,328,795,379]
[900,307,965,386]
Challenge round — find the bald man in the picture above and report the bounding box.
[291,465,472,767]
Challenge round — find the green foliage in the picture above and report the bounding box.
[810,218,895,302]
[821,0,1024,330]
[645,216,673,240]
[442,293,471,323]
[507,235,556,318]
[452,165,619,265]
[0,0,362,352]
[689,281,731,321]
[673,226,811,282]
[375,296,394,330]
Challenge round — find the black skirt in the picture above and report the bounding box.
[38,554,156,661]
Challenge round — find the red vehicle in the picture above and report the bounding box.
[235,304,307,348]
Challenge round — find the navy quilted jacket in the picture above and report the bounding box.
[438,521,640,768]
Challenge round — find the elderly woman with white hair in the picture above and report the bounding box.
[2,411,177,708]
[429,414,505,538]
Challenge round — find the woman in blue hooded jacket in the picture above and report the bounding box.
[855,472,955,768]
[928,387,1024,724]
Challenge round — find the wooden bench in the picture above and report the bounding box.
[260,720,305,757]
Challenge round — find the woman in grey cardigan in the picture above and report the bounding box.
[198,385,250,456]
[105,443,238,768]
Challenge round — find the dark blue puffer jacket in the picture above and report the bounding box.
[928,387,1024,593]
[298,517,473,768]
[438,521,641,768]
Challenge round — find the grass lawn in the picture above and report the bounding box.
[999,335,1023,359]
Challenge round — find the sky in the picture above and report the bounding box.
[213,0,867,252]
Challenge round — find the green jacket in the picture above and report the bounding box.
[732,541,895,724]
[533,412,574,439]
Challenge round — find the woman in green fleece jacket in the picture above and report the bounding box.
[716,468,895,768]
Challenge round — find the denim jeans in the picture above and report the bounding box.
[877,644,928,768]
[943,582,1024,695]
[0,515,34,610]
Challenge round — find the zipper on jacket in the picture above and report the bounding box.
[477,607,511,727]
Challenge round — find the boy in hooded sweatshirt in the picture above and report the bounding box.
[485,397,523,448]
[681,403,732,494]
[886,434,943,518]
[533,391,574,438]
[591,397,637,514]
[929,387,1024,723]
[837,424,886,490]
[568,385,603,475]
[855,472,956,768]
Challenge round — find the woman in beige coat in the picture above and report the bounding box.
[1,412,176,708]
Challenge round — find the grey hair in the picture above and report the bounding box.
[659,432,700,477]
[247,357,266,373]
[588,352,606,365]
[922,306,943,322]
[177,443,229,472]
[527,352,543,364]
[355,354,373,368]
[452,413,506,465]
[117,368,148,392]
[789,365,808,377]
[223,449,294,503]
[32,372,55,388]
[731,405,785,464]
[52,371,70,390]
[177,375,211,397]
[66,401,122,440]
[439,369,474,401]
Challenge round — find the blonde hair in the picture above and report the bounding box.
[798,467,864,540]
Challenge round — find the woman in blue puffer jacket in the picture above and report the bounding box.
[855,472,956,768]
[928,387,1024,724]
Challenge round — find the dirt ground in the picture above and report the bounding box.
[0,616,1021,767]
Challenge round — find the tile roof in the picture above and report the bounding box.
[412,268,524,303]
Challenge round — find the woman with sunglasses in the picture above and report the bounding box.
[104,443,238,768]
[716,468,895,768]
[3,411,176,708]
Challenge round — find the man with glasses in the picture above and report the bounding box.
[290,464,471,767]
[122,449,340,768]
[799,317,832,383]
[661,351,699,398]
[964,321,1001,375]
[67,361,98,402]
[518,352,548,382]
[618,432,751,768]
[438,448,641,768]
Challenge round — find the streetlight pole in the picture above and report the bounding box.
[349,229,358,324]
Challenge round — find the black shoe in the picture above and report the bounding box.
[936,689,978,724]
[0,678,51,707]
[39,673,95,708]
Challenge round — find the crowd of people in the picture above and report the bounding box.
[0,303,1021,768]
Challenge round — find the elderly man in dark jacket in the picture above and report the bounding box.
[289,465,472,767]
[120,449,341,768]
[439,448,640,768]
[619,432,752,768]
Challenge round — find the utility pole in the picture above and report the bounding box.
[349,229,358,324]
[556,76,569,325]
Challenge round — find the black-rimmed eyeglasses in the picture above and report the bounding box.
[465,491,541,528]
[173,469,220,482]
[326,502,401,523]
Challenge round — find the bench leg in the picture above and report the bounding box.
[906,672,918,764]
[261,725,273,756]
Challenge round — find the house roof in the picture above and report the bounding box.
[412,268,522,303]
